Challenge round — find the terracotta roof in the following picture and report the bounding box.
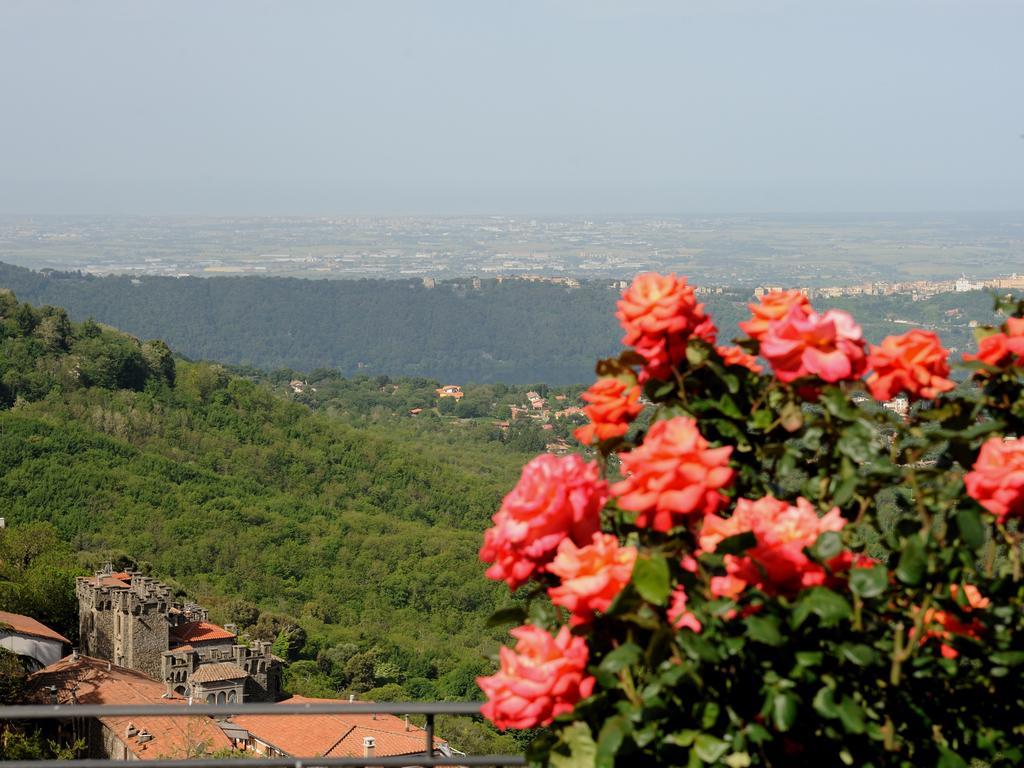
[231,696,447,759]
[85,575,130,589]
[170,621,236,645]
[190,663,247,684]
[110,571,133,581]
[28,655,231,760]
[0,611,70,644]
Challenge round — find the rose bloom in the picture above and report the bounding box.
[480,454,608,590]
[866,330,955,402]
[667,585,702,632]
[760,306,867,384]
[716,345,763,374]
[616,272,717,381]
[964,317,1024,368]
[612,416,734,532]
[573,378,644,445]
[964,436,1024,523]
[739,289,812,342]
[917,584,990,659]
[547,533,637,625]
[700,496,847,597]
[477,624,596,730]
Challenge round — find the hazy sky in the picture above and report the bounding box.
[1,0,1022,215]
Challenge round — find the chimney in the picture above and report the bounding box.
[126,723,138,738]
[48,685,58,705]
[137,730,152,744]
[405,715,410,732]
[71,648,79,661]
[348,694,355,702]
[362,736,375,758]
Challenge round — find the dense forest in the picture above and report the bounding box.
[0,291,558,751]
[0,261,1005,383]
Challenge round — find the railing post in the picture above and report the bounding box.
[425,713,434,758]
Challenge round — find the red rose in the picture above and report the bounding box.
[480,454,608,590]
[716,344,763,374]
[547,533,637,625]
[700,496,847,597]
[667,585,702,632]
[916,584,990,659]
[760,307,867,384]
[573,378,644,445]
[866,330,955,402]
[477,625,595,730]
[739,289,812,342]
[964,317,1024,369]
[616,273,717,381]
[964,436,1024,523]
[612,416,733,532]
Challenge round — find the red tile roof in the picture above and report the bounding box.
[28,655,231,760]
[190,662,247,684]
[231,696,447,759]
[0,610,70,644]
[170,621,236,645]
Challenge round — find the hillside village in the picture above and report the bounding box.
[2,568,456,762]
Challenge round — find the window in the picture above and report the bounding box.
[217,691,226,704]
[227,690,237,704]
[206,694,215,704]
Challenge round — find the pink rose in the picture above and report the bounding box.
[477,625,595,730]
[480,454,608,590]
[547,533,637,625]
[964,436,1024,523]
[740,289,812,342]
[612,416,734,532]
[760,307,867,384]
[667,585,702,632]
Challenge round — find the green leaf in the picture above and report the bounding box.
[812,687,838,719]
[836,696,865,735]
[485,606,527,628]
[632,554,671,605]
[895,535,927,585]
[700,702,720,730]
[596,717,629,768]
[936,746,969,768]
[694,733,730,763]
[793,587,852,628]
[812,530,843,560]
[956,507,984,549]
[838,643,877,667]
[717,393,743,419]
[715,531,758,555]
[550,722,597,768]
[990,651,1024,667]
[771,692,799,732]
[598,643,643,674]
[745,615,785,646]
[848,564,889,599]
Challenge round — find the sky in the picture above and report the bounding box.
[0,0,1022,215]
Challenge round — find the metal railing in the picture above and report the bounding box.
[0,701,526,768]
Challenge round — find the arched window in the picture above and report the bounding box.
[206,694,215,704]
[217,691,226,704]
[174,685,186,697]
[227,690,237,704]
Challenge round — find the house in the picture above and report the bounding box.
[0,610,69,670]
[228,695,453,762]
[435,385,464,400]
[28,654,232,760]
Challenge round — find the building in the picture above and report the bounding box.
[28,654,232,760]
[0,610,69,670]
[435,385,464,400]
[228,695,453,762]
[76,568,281,702]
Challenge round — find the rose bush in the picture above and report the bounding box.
[477,274,1024,767]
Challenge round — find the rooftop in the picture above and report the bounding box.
[230,695,447,758]
[0,610,70,644]
[28,655,231,760]
[189,662,248,684]
[170,621,236,645]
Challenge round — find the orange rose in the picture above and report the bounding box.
[547,533,637,625]
[616,273,717,381]
[716,345,763,374]
[573,378,643,445]
[740,289,812,342]
[964,436,1024,523]
[916,584,990,659]
[866,330,955,402]
[612,416,733,532]
[964,317,1024,369]
[477,625,595,730]
[480,454,608,590]
[700,496,847,598]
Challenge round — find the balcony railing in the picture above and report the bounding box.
[0,701,526,768]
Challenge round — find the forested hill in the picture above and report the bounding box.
[0,261,1006,382]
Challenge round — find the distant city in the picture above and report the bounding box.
[1,213,1022,289]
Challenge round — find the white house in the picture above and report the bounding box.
[0,610,69,669]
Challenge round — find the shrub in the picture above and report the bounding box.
[478,274,1024,767]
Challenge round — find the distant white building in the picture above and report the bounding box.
[0,610,69,670]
